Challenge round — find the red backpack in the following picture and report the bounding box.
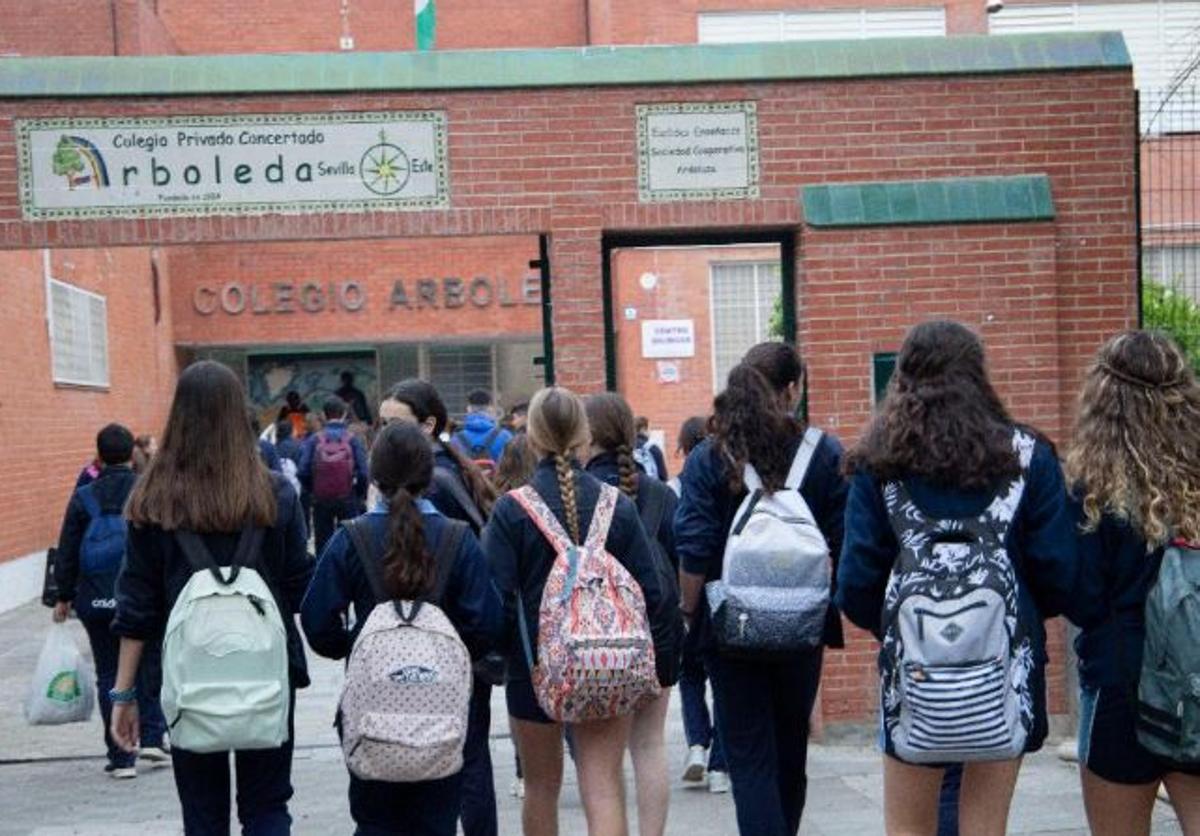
[312,431,354,501]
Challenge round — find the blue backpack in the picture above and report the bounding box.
[74,487,126,622]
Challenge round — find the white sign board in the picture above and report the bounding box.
[641,319,696,359]
[636,101,759,203]
[17,111,449,220]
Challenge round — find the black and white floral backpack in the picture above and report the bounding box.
[879,429,1036,764]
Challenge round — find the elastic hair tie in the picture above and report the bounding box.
[1100,362,1184,391]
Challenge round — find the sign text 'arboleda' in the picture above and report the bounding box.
[17,112,449,220]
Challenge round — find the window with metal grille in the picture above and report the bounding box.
[709,262,782,392]
[47,278,109,388]
[427,344,495,420]
[698,8,946,43]
[1144,245,1200,296]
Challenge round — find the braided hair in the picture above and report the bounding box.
[526,387,590,545]
[584,392,640,498]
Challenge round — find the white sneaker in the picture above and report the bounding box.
[682,745,708,783]
[510,778,525,799]
[708,770,730,794]
[139,746,172,768]
[109,766,138,780]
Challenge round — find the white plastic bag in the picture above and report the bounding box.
[26,622,95,725]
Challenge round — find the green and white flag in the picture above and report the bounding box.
[415,0,436,51]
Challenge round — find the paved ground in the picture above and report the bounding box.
[0,600,1185,835]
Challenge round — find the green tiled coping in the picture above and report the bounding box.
[802,175,1055,227]
[0,32,1129,98]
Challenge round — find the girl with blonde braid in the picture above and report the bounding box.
[482,387,676,836]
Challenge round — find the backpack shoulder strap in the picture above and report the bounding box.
[638,481,667,540]
[174,528,261,587]
[484,425,502,451]
[77,485,100,520]
[511,486,575,552]
[786,427,823,491]
[584,483,620,550]
[342,518,387,604]
[432,465,485,531]
[430,519,468,603]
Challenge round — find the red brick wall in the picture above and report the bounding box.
[0,247,176,563]
[0,0,117,57]
[167,236,543,347]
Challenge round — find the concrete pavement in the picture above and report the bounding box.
[0,600,1184,835]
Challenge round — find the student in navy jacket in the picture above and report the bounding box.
[301,421,504,836]
[53,423,167,778]
[483,386,675,836]
[675,342,847,836]
[836,321,1088,836]
[299,396,370,555]
[109,361,313,835]
[1064,330,1200,834]
[584,392,682,836]
[378,378,502,836]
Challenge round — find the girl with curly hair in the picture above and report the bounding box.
[674,341,849,836]
[836,320,1087,836]
[1066,329,1200,835]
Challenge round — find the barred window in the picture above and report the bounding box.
[427,344,495,420]
[709,261,781,392]
[48,278,109,388]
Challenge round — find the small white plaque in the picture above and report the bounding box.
[636,101,759,203]
[641,319,696,359]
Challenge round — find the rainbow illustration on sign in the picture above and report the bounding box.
[51,135,109,189]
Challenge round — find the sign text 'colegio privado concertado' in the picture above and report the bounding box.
[16,111,449,220]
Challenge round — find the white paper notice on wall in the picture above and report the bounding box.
[641,320,695,359]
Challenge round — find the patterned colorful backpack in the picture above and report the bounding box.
[512,482,659,722]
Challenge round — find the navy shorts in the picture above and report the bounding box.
[1079,685,1200,785]
[506,676,553,725]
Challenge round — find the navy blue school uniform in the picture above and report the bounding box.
[55,464,166,769]
[300,503,503,836]
[483,457,676,724]
[112,475,312,835]
[423,440,499,836]
[674,430,847,836]
[299,420,370,555]
[1070,499,1200,784]
[836,435,1085,763]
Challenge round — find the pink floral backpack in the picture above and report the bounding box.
[512,482,660,722]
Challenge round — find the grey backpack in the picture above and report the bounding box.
[338,519,472,783]
[705,428,830,655]
[880,429,1036,764]
[1137,542,1200,763]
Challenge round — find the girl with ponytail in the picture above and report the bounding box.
[300,421,503,836]
[675,341,849,836]
[583,392,682,836]
[483,386,676,836]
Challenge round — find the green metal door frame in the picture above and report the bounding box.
[600,228,798,392]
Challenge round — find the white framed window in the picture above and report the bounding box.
[987,0,1200,130]
[699,8,947,43]
[1143,244,1200,295]
[709,261,782,392]
[47,278,109,388]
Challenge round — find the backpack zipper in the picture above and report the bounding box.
[913,600,988,641]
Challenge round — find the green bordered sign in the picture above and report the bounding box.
[17,111,449,221]
[636,101,759,203]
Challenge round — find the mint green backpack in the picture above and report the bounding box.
[162,528,290,754]
[1137,542,1200,763]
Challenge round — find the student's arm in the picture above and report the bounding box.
[279,486,315,612]
[659,487,680,573]
[297,435,314,490]
[1068,496,1112,631]
[806,436,849,574]
[611,497,678,669]
[299,528,354,660]
[1016,442,1089,623]
[111,526,168,641]
[674,442,724,619]
[441,532,505,659]
[53,492,87,604]
[652,445,669,483]
[834,471,897,639]
[351,437,370,498]
[480,498,521,633]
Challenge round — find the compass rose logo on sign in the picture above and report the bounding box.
[360,130,412,196]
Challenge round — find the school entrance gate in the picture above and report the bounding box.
[0,33,1137,728]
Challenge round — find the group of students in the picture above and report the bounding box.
[47,318,1200,836]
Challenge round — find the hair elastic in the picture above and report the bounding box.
[1099,362,1184,391]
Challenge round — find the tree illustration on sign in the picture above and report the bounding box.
[52,136,86,189]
